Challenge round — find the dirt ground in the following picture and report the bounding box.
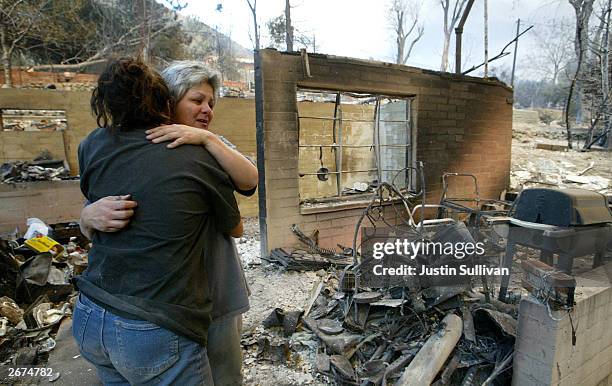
[238,119,611,385]
[511,121,612,195]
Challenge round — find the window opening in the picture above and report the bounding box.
[0,109,67,131]
[297,89,415,204]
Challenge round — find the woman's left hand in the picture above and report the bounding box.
[146,124,212,148]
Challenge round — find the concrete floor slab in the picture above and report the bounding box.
[40,317,101,386]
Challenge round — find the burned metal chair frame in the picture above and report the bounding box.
[351,163,427,267]
[437,173,512,229]
[347,163,459,297]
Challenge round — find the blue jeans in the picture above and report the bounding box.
[72,294,213,385]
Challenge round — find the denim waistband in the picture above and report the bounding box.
[78,292,103,313]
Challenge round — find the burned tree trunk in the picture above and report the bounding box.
[285,0,293,51]
[565,25,584,149]
[0,25,12,88]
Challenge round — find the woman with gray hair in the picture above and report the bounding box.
[149,61,257,192]
[80,60,257,385]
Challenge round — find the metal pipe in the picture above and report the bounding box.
[373,97,382,184]
[455,0,475,74]
[298,115,412,123]
[254,49,268,258]
[510,19,521,87]
[298,144,412,148]
[300,168,409,176]
[332,93,342,196]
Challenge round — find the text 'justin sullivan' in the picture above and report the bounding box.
[372,264,509,276]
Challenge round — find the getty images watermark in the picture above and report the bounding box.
[359,225,509,287]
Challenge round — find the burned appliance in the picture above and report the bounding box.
[497,188,612,301]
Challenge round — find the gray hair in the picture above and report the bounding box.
[161,61,221,105]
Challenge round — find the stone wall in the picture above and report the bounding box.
[513,264,612,385]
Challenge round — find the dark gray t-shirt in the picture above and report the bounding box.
[206,229,250,320]
[208,136,254,320]
[76,127,241,345]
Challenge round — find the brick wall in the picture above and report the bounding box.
[0,90,259,217]
[0,89,95,175]
[0,181,85,234]
[259,49,513,253]
[513,264,612,385]
[0,131,67,164]
[0,69,98,86]
[205,98,258,216]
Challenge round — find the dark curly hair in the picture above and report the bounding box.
[91,57,171,132]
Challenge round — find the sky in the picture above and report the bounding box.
[161,0,576,78]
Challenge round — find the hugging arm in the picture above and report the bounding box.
[83,124,252,237]
[79,195,138,239]
[146,124,258,192]
[229,220,244,238]
[80,194,243,238]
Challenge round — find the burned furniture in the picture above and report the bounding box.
[249,169,518,384]
[520,259,577,308]
[437,173,512,229]
[347,165,481,298]
[497,188,612,301]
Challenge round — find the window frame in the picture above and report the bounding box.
[297,88,417,213]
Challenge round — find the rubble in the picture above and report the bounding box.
[241,178,520,385]
[242,269,517,385]
[510,122,612,196]
[1,159,74,183]
[0,218,88,371]
[1,109,67,132]
[238,151,609,385]
[236,217,262,266]
[266,248,352,271]
[0,297,23,325]
[396,313,463,386]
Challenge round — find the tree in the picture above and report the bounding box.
[27,0,184,71]
[89,1,182,65]
[266,14,315,51]
[527,19,573,85]
[246,0,260,50]
[0,0,52,87]
[440,0,469,72]
[581,0,612,148]
[565,0,595,147]
[388,0,424,65]
[24,0,98,66]
[285,0,293,51]
[569,0,594,60]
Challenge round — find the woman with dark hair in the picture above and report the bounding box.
[73,57,241,385]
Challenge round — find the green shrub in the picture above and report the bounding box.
[538,110,555,125]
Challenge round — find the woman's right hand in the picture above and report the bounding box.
[80,195,138,237]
